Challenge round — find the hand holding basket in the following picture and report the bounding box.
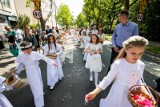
[128,85,159,107]
[47,53,57,59]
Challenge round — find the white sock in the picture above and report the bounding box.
[90,71,93,81]
[94,72,98,86]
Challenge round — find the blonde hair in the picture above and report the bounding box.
[116,36,148,60]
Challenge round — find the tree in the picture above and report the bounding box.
[124,0,139,11]
[56,4,72,28]
[129,0,160,40]
[76,13,89,28]
[26,0,31,7]
[17,14,30,29]
[25,0,52,31]
[83,0,123,32]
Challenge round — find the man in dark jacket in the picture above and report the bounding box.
[46,25,52,34]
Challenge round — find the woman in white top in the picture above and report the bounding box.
[43,34,63,90]
[86,36,149,107]
[0,76,13,107]
[91,26,98,35]
[84,34,102,86]
[97,29,105,44]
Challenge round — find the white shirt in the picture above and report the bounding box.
[91,30,98,35]
[15,29,23,39]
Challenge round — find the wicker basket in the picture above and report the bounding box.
[47,54,57,59]
[5,75,22,89]
[99,38,103,43]
[128,85,159,107]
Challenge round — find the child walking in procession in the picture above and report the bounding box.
[86,36,149,107]
[57,39,65,66]
[0,76,13,107]
[83,32,91,61]
[84,34,102,86]
[43,34,64,90]
[13,41,57,107]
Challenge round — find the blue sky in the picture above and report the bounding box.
[56,0,84,18]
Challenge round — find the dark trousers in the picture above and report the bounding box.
[106,46,122,75]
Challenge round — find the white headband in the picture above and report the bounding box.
[19,42,32,49]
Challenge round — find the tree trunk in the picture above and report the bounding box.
[40,17,45,31]
[109,12,116,33]
[124,0,130,10]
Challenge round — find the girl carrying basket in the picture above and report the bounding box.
[86,36,149,107]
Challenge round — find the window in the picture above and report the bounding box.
[1,0,11,8]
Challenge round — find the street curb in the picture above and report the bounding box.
[145,51,160,58]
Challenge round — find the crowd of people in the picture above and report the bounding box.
[0,10,159,107]
[0,24,76,107]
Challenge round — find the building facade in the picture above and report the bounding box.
[0,0,57,29]
[0,0,17,26]
[14,0,38,24]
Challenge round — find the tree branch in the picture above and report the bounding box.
[44,12,52,23]
[129,0,139,7]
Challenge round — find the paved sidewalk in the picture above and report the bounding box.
[0,50,16,75]
[0,43,16,75]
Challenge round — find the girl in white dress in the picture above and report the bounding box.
[79,31,87,49]
[57,40,65,66]
[0,76,13,107]
[86,36,149,107]
[84,34,102,86]
[14,41,57,107]
[43,34,63,90]
[83,32,91,61]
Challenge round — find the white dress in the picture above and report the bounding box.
[43,43,64,86]
[98,58,145,107]
[15,51,56,107]
[0,76,13,107]
[79,36,86,48]
[59,45,65,63]
[85,43,102,72]
[83,36,91,61]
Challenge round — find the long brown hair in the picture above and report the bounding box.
[90,34,100,44]
[47,34,56,51]
[116,36,148,60]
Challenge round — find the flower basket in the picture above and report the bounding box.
[99,38,103,43]
[47,54,57,59]
[128,85,159,107]
[5,75,22,89]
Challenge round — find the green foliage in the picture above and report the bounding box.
[83,0,160,41]
[146,45,160,55]
[29,24,40,29]
[17,14,30,29]
[76,13,89,28]
[105,34,112,41]
[83,0,123,32]
[26,0,31,7]
[56,4,72,28]
[130,0,160,41]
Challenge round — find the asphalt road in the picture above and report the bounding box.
[3,42,160,107]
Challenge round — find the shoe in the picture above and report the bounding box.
[95,83,98,87]
[50,86,54,90]
[153,79,158,85]
[90,77,93,82]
